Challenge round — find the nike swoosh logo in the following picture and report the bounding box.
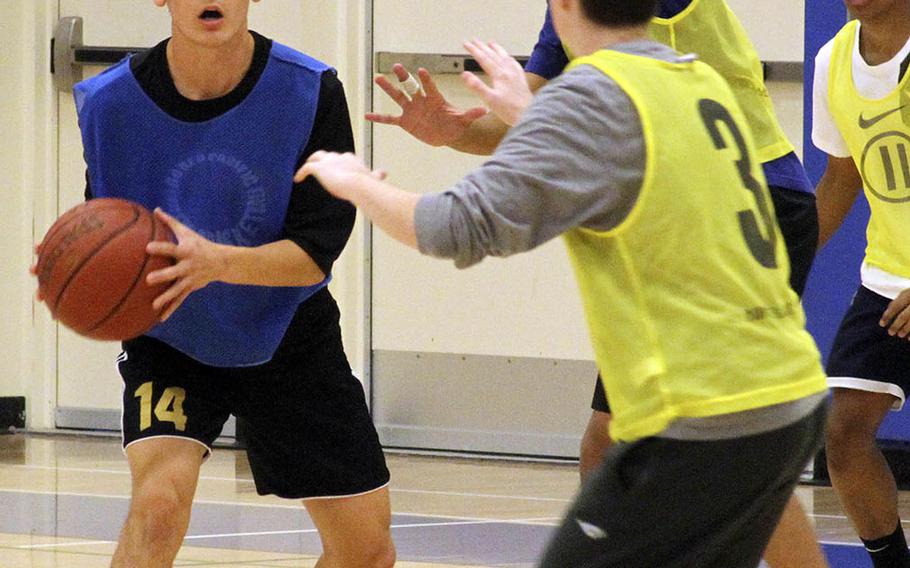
[859,104,907,129]
[575,519,608,540]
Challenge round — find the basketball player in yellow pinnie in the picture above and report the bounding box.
[813,1,910,567]
[301,0,829,565]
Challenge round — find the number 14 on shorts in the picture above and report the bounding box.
[134,381,188,432]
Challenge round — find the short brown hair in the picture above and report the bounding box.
[580,0,658,26]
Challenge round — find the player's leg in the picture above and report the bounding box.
[113,336,232,567]
[236,290,394,568]
[824,285,910,566]
[826,389,905,556]
[758,184,828,568]
[580,375,613,480]
[762,494,829,568]
[112,439,206,567]
[538,400,827,568]
[304,488,395,568]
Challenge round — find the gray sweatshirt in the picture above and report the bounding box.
[414,41,663,268]
[413,40,825,440]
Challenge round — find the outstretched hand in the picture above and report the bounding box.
[460,40,533,126]
[145,209,224,322]
[881,288,910,340]
[366,64,488,147]
[295,151,388,202]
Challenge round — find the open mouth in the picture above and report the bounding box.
[199,7,224,21]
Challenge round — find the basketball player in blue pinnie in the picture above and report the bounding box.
[39,1,395,566]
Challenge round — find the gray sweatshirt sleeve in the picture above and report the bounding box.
[414,64,646,269]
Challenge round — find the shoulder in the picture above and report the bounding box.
[525,65,639,141]
[268,41,333,75]
[73,58,135,114]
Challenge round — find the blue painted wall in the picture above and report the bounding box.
[802,1,909,442]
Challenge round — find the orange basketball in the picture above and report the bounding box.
[36,198,175,340]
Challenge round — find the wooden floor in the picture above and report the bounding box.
[0,433,891,567]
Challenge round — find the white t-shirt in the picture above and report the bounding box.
[812,23,910,299]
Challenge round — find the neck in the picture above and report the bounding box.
[566,23,649,59]
[858,7,910,65]
[167,30,255,100]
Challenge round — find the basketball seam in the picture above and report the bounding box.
[85,206,159,335]
[50,207,142,316]
[38,200,130,284]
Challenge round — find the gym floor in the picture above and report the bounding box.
[0,434,891,567]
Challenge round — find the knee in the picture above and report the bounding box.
[367,539,396,568]
[130,490,189,541]
[825,413,876,471]
[328,538,395,568]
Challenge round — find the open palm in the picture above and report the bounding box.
[366,64,487,147]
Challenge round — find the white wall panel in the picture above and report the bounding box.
[727,0,804,62]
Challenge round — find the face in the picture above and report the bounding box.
[844,0,907,21]
[153,0,259,47]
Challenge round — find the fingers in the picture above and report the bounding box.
[371,169,388,181]
[293,150,329,182]
[888,306,910,338]
[374,75,410,108]
[461,71,495,101]
[153,208,187,237]
[146,240,179,258]
[882,292,910,338]
[464,40,500,74]
[417,68,442,99]
[159,288,192,322]
[400,73,424,98]
[294,163,316,183]
[464,40,523,80]
[152,278,191,312]
[146,263,182,286]
[364,112,402,126]
[882,292,910,327]
[391,63,411,82]
[490,41,511,59]
[462,106,489,123]
[391,63,424,98]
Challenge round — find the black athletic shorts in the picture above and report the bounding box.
[827,285,910,409]
[541,400,827,568]
[118,288,390,499]
[590,186,819,415]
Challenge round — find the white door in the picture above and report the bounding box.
[53,0,362,431]
[370,1,595,457]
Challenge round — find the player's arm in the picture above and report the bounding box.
[812,42,859,248]
[296,154,419,248]
[448,71,548,155]
[145,211,328,320]
[815,154,862,248]
[368,5,560,156]
[367,64,547,157]
[299,66,643,269]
